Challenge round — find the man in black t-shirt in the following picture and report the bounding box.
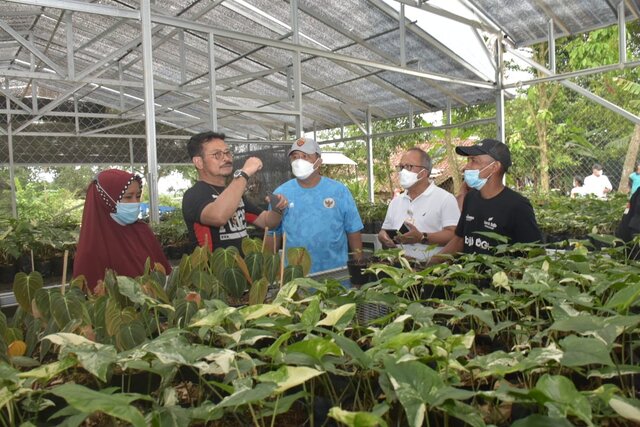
[432,139,541,261]
[182,131,288,252]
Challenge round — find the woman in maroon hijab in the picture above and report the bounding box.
[73,169,171,292]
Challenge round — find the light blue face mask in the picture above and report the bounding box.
[110,202,141,225]
[463,161,495,190]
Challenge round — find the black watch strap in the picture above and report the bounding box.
[234,169,249,180]
[421,232,429,244]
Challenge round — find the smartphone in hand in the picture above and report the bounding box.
[398,223,410,234]
[383,229,398,239]
[267,193,279,205]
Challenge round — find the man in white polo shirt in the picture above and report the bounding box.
[377,147,460,261]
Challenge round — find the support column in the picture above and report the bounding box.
[208,32,218,130]
[618,1,627,64]
[547,19,555,73]
[129,138,135,171]
[6,79,17,218]
[399,4,406,67]
[495,38,505,143]
[140,0,160,223]
[65,11,75,79]
[290,0,303,137]
[366,108,374,203]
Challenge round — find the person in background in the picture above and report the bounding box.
[629,163,640,197]
[73,169,171,292]
[265,137,363,274]
[583,163,612,199]
[377,147,460,262]
[570,176,589,198]
[181,131,287,253]
[431,139,541,262]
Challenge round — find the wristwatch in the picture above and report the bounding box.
[421,232,429,244]
[233,169,249,180]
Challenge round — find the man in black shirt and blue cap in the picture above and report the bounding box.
[432,138,541,260]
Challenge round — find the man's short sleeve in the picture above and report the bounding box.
[440,193,461,228]
[182,184,214,224]
[512,197,542,243]
[342,186,364,233]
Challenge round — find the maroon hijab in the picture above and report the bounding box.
[73,169,171,291]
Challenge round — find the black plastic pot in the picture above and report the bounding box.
[0,263,18,285]
[346,259,376,287]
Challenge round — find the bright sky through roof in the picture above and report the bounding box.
[382,0,495,81]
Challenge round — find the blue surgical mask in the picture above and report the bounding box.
[463,162,495,190]
[110,202,141,225]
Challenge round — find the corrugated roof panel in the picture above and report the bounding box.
[470,0,626,47]
[0,0,637,161]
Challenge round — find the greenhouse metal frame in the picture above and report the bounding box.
[1,0,639,220]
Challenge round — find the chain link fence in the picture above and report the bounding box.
[2,73,639,220]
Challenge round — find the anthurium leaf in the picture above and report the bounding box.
[323,329,372,369]
[198,348,236,376]
[511,414,574,427]
[286,337,343,362]
[262,253,280,284]
[248,277,269,305]
[588,365,640,378]
[286,247,311,276]
[104,296,122,337]
[549,314,603,333]
[172,298,199,328]
[216,382,276,409]
[13,272,43,314]
[439,400,485,427]
[190,307,236,328]
[240,304,291,321]
[0,311,7,341]
[605,282,640,312]
[466,351,523,378]
[140,331,214,366]
[383,358,443,427]
[50,383,150,427]
[461,304,495,328]
[328,407,388,427]
[258,365,324,393]
[261,331,292,362]
[44,333,116,382]
[18,356,77,382]
[272,280,301,304]
[609,396,640,423]
[241,236,262,256]
[117,276,158,306]
[492,271,510,291]
[34,288,54,320]
[115,320,147,351]
[377,331,435,352]
[147,405,193,427]
[559,336,614,367]
[223,267,248,299]
[50,292,87,330]
[282,265,304,284]
[301,297,321,328]
[0,363,19,386]
[532,374,592,425]
[257,390,308,419]
[244,252,264,283]
[316,303,355,328]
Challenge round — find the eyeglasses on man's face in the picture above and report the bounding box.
[203,150,233,161]
[396,164,425,172]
